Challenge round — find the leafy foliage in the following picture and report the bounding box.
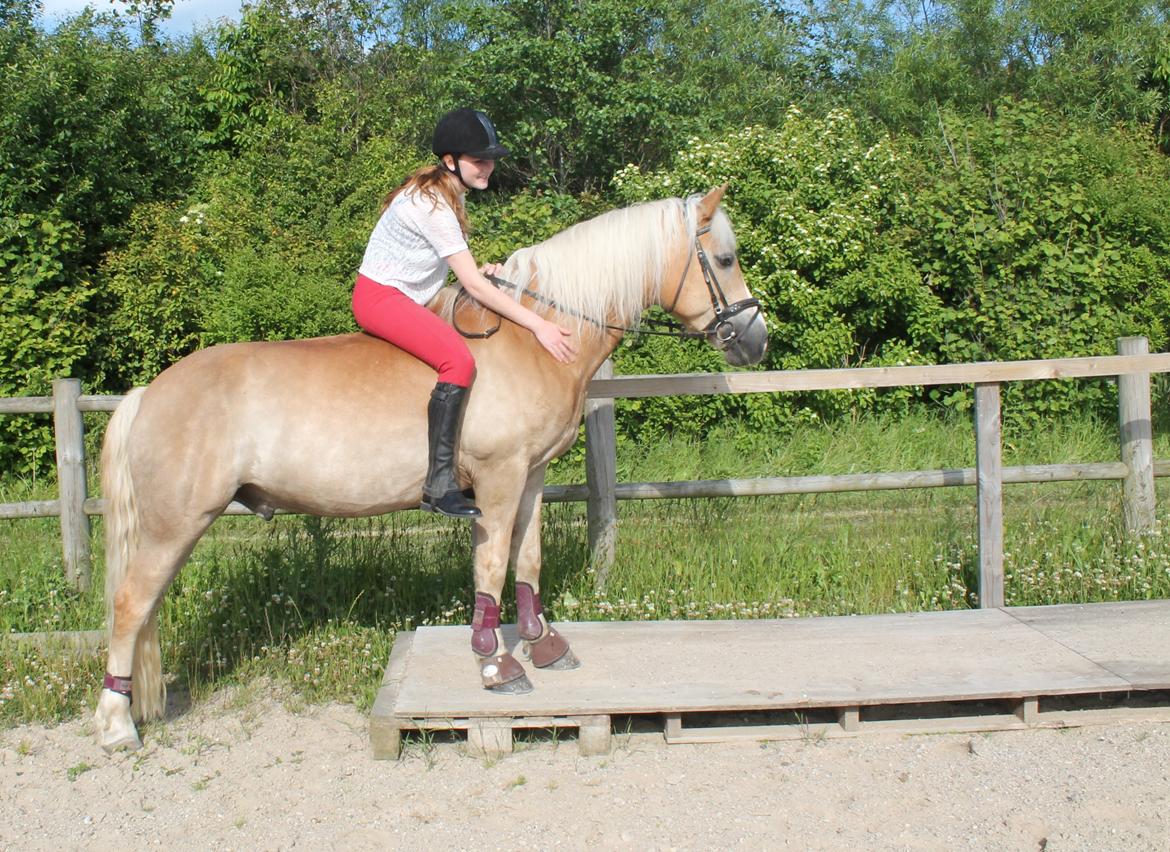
[2,0,1170,472]
[614,111,934,436]
[442,0,802,192]
[0,12,204,469]
[899,100,1170,417]
[613,102,1170,437]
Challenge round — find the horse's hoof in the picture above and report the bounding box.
[487,674,534,695]
[542,648,581,671]
[521,626,580,670]
[99,732,143,753]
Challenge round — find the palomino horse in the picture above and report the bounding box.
[94,185,768,751]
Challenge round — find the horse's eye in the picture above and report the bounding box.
[717,253,735,269]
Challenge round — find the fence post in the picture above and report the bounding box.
[1118,336,1155,534]
[974,383,1004,608]
[585,359,617,592]
[52,378,91,592]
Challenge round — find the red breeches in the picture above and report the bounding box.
[351,273,475,387]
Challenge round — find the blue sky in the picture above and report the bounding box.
[38,1,243,35]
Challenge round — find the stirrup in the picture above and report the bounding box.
[421,490,481,518]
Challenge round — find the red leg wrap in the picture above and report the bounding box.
[471,592,500,657]
[103,672,133,704]
[515,582,543,641]
[516,582,574,668]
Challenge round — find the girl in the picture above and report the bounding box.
[352,108,577,518]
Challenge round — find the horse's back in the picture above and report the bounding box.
[125,334,439,517]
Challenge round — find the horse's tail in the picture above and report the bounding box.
[101,386,164,720]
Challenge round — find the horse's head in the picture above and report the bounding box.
[661,185,768,366]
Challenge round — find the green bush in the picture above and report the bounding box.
[612,103,1170,437]
[899,100,1170,419]
[612,109,936,438]
[99,109,427,387]
[0,11,206,470]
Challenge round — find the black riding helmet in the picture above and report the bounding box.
[431,109,510,160]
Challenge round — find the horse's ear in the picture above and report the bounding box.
[696,184,729,225]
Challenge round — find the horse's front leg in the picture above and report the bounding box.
[470,468,533,694]
[511,465,580,671]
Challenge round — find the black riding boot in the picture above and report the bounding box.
[420,382,481,518]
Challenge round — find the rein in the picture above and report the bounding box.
[452,224,760,344]
[452,277,701,340]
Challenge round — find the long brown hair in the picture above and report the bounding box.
[380,163,469,237]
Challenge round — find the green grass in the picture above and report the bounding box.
[2,410,1169,727]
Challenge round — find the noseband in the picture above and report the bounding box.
[659,223,761,344]
[454,224,761,344]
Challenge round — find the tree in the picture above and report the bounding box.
[0,11,206,470]
[437,0,804,192]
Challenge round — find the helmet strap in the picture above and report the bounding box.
[443,156,475,192]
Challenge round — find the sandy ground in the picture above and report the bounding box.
[1,688,1168,852]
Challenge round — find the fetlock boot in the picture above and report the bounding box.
[420,382,481,518]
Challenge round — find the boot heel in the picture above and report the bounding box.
[422,490,481,518]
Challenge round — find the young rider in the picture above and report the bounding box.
[352,108,578,519]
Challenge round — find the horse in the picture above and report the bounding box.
[93,184,768,751]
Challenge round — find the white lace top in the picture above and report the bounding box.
[357,189,468,305]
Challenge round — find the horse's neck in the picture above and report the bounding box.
[578,330,624,383]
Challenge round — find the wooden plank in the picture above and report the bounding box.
[52,458,1152,518]
[1016,696,1039,724]
[0,396,53,414]
[0,500,61,519]
[593,462,1133,502]
[52,379,91,592]
[370,632,414,760]
[4,630,104,653]
[375,604,1170,748]
[664,713,683,739]
[665,721,852,744]
[1118,337,1156,532]
[77,394,124,412]
[392,715,581,732]
[387,609,1132,719]
[663,706,1170,744]
[1033,705,1170,727]
[467,718,512,757]
[975,383,1004,608]
[587,352,1170,399]
[584,358,617,590]
[7,351,1170,416]
[576,714,612,756]
[1007,601,1170,688]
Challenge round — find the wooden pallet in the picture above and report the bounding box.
[369,600,1170,758]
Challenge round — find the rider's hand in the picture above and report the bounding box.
[478,262,504,279]
[534,320,577,363]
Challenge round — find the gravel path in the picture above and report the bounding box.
[2,689,1167,851]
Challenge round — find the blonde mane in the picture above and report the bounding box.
[497,195,737,335]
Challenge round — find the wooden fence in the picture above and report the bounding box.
[2,337,1168,607]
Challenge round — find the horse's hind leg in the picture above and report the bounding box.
[512,466,580,671]
[94,530,203,751]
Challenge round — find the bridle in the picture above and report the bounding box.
[453,224,761,344]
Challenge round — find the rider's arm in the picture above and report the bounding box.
[446,250,577,363]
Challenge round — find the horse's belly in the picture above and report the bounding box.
[247,428,428,516]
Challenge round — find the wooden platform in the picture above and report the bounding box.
[369,600,1170,758]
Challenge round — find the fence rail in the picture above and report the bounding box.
[1,338,1167,603]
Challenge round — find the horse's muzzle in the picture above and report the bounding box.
[708,302,768,366]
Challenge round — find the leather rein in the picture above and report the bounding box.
[452,224,761,344]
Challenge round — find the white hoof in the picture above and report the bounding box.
[99,730,143,753]
[94,690,142,752]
